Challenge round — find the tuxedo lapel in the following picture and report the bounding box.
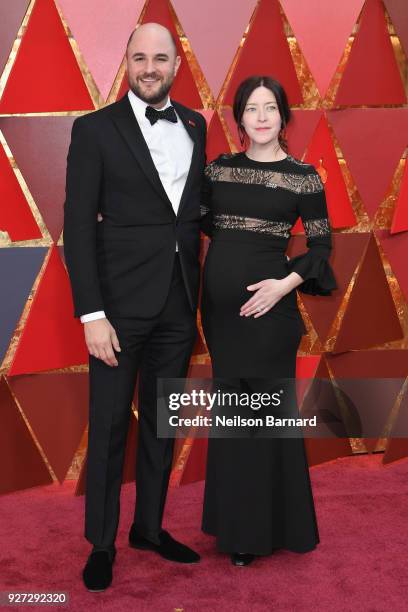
[110,94,201,217]
[110,95,175,213]
[171,99,201,217]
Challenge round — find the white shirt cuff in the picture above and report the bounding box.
[80,311,106,323]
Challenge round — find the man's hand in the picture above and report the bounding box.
[84,319,121,366]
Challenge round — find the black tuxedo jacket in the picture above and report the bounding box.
[63,93,207,319]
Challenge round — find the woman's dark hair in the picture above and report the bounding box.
[232,76,291,152]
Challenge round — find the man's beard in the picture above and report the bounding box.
[129,74,173,105]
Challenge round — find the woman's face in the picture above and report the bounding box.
[240,86,282,147]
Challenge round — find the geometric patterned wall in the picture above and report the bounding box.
[1,0,407,496]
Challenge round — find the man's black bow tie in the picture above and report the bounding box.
[145,105,178,126]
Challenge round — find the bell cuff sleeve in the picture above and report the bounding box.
[286,250,337,295]
[287,169,338,296]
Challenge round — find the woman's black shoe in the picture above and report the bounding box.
[231,553,255,566]
[82,549,116,591]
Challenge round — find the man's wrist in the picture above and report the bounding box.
[80,311,106,323]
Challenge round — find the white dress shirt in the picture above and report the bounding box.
[80,90,194,324]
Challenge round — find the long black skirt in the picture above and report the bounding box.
[200,234,320,555]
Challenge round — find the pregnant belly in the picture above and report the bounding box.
[202,241,296,314]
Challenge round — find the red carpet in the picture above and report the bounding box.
[1,454,407,611]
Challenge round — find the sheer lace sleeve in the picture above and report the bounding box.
[286,168,337,296]
[200,162,214,237]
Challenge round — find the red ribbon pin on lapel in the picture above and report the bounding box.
[188,119,196,127]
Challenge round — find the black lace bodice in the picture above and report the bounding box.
[200,151,337,296]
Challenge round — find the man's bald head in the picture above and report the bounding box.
[125,22,181,107]
[126,23,177,57]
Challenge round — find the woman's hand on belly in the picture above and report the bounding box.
[239,278,290,318]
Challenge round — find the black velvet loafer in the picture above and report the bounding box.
[231,553,255,566]
[82,549,116,591]
[129,525,200,564]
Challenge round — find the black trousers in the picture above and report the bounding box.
[85,255,197,547]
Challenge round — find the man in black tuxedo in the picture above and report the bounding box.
[63,22,207,591]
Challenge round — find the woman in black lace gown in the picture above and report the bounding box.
[200,76,337,566]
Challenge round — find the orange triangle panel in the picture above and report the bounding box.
[391,159,408,233]
[335,0,406,105]
[302,358,353,465]
[303,114,356,229]
[376,230,408,305]
[8,246,89,375]
[206,111,231,163]
[1,116,76,242]
[0,377,53,494]
[197,109,214,131]
[326,348,408,378]
[328,109,408,220]
[75,449,86,496]
[0,0,94,113]
[280,0,365,98]
[383,439,408,464]
[0,0,30,73]
[384,0,408,60]
[223,0,303,106]
[0,139,42,241]
[222,106,246,152]
[305,438,354,466]
[9,373,89,483]
[289,234,369,343]
[332,234,404,352]
[326,349,408,454]
[192,325,208,357]
[296,354,321,407]
[276,109,323,161]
